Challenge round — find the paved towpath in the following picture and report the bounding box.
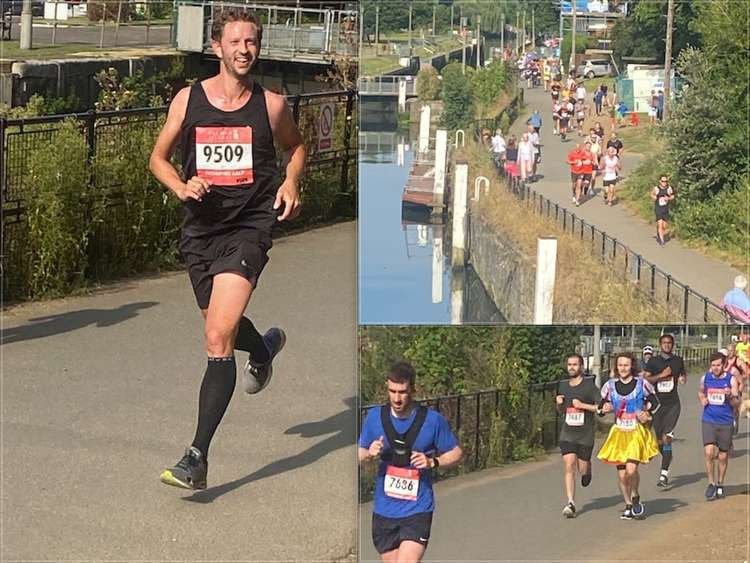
[2,222,357,561]
[503,84,743,310]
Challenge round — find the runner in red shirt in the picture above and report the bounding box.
[566,143,585,205]
[578,140,595,204]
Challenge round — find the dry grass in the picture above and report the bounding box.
[455,139,673,323]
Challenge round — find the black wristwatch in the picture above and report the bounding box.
[431,456,440,469]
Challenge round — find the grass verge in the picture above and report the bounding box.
[457,138,673,323]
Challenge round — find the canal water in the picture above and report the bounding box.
[358,100,503,324]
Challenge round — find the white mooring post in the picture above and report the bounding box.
[451,162,468,267]
[398,78,407,112]
[418,104,431,153]
[533,237,557,324]
[434,129,448,206]
[432,225,444,304]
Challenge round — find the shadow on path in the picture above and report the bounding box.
[1,302,159,345]
[183,397,356,504]
[665,471,706,492]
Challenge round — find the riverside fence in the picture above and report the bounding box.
[0,89,356,302]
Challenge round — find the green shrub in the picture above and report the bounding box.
[471,60,509,108]
[25,120,104,298]
[440,62,475,130]
[416,66,441,102]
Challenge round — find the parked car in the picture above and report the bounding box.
[576,59,614,79]
[1,1,44,17]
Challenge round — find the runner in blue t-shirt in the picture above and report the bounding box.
[358,361,463,562]
[699,352,740,500]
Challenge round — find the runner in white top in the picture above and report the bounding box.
[527,124,541,182]
[602,146,621,206]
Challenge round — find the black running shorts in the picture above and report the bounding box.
[702,421,733,452]
[652,401,680,438]
[570,172,580,183]
[603,178,617,187]
[372,511,433,554]
[655,205,670,221]
[180,228,272,309]
[559,441,594,461]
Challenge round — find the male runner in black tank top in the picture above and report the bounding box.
[149,8,306,490]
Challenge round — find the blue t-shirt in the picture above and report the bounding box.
[359,405,458,518]
[701,372,735,425]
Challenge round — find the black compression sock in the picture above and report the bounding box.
[661,443,673,471]
[235,316,269,364]
[191,356,236,458]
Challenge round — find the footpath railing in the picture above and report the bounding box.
[357,76,417,96]
[0,89,356,301]
[487,162,727,323]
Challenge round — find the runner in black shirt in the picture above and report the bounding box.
[643,334,686,490]
[149,8,305,490]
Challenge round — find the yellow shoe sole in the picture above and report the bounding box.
[160,469,205,490]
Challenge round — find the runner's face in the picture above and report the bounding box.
[616,357,633,379]
[710,358,724,376]
[214,21,260,78]
[660,338,674,355]
[567,357,582,377]
[387,380,413,414]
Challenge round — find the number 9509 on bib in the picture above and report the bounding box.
[195,126,254,186]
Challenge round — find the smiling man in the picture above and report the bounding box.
[149,8,306,490]
[358,361,463,562]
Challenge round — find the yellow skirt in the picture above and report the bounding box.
[597,423,659,465]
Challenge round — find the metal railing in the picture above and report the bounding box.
[487,163,728,323]
[0,89,357,301]
[176,1,357,60]
[357,76,418,96]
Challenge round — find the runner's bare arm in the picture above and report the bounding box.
[149,87,210,202]
[730,376,741,407]
[698,375,708,406]
[265,90,305,221]
[571,398,599,412]
[433,445,463,469]
[358,447,373,463]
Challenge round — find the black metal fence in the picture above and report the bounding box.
[490,164,727,323]
[0,89,356,301]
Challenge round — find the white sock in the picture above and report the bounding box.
[661,469,669,477]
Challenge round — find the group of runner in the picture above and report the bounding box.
[565,129,623,207]
[557,334,745,522]
[359,338,746,561]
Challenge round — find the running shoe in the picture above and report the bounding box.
[160,446,207,490]
[581,470,592,487]
[631,497,645,518]
[657,473,669,489]
[716,485,725,499]
[562,502,576,518]
[705,483,717,500]
[243,327,286,394]
[620,505,633,520]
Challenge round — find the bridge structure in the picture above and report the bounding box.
[357,75,418,98]
[174,0,357,64]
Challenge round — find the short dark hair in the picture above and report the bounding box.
[659,334,674,344]
[211,8,263,42]
[387,361,416,387]
[567,354,584,367]
[710,352,726,363]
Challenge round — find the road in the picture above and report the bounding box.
[2,222,357,561]
[360,372,749,561]
[504,84,743,308]
[9,17,172,47]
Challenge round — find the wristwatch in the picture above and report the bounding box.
[431,457,440,469]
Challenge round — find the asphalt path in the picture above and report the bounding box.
[504,84,743,308]
[2,222,357,561]
[360,369,749,561]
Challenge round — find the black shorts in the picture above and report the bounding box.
[652,401,680,437]
[559,441,594,461]
[702,421,733,452]
[372,511,433,554]
[560,118,569,127]
[579,173,592,183]
[655,205,670,221]
[603,178,617,187]
[180,228,273,310]
[570,172,579,183]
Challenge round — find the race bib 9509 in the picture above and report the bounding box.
[195,126,254,186]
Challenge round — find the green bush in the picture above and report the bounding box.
[471,60,509,108]
[440,62,475,130]
[24,121,104,298]
[416,66,441,102]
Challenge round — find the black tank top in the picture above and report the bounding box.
[655,185,672,209]
[179,81,278,237]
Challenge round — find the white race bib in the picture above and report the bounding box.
[195,126,254,186]
[384,466,419,501]
[707,388,727,406]
[565,407,585,427]
[657,379,674,393]
[658,196,668,206]
[616,412,637,431]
